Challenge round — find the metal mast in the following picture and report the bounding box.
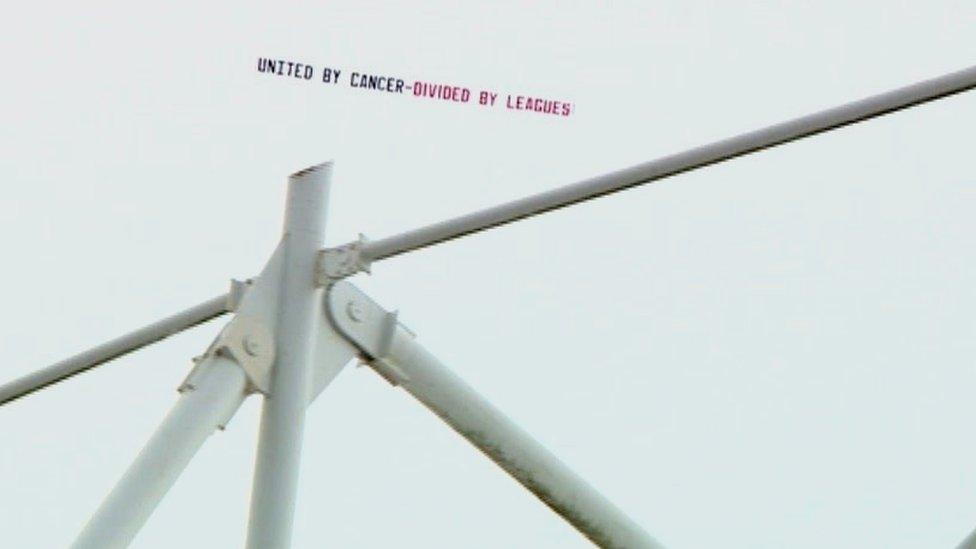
[2,64,975,548]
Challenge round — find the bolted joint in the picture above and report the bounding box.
[324,281,401,361]
[323,281,415,387]
[316,234,372,285]
[181,315,276,395]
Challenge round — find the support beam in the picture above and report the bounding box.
[371,327,665,549]
[0,293,232,406]
[325,281,663,547]
[325,64,976,270]
[957,526,976,549]
[71,355,248,549]
[245,163,332,549]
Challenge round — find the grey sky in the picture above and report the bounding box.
[2,1,975,547]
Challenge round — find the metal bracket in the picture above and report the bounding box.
[213,315,275,392]
[316,234,372,285]
[182,246,287,396]
[324,281,409,386]
[181,315,275,395]
[325,281,399,360]
[226,278,251,311]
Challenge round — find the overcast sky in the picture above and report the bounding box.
[2,2,976,548]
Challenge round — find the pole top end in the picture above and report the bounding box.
[290,161,334,181]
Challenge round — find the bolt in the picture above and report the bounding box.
[243,335,262,356]
[346,300,365,322]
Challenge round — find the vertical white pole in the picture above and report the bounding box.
[71,356,248,549]
[245,163,332,549]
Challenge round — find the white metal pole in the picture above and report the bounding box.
[71,355,248,549]
[957,527,976,549]
[0,294,230,406]
[339,64,976,264]
[245,163,332,549]
[371,326,665,549]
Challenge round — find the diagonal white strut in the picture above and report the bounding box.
[7,66,976,401]
[71,355,249,549]
[957,527,976,549]
[319,64,976,276]
[325,282,666,548]
[0,293,233,406]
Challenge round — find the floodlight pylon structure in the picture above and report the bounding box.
[3,65,976,548]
